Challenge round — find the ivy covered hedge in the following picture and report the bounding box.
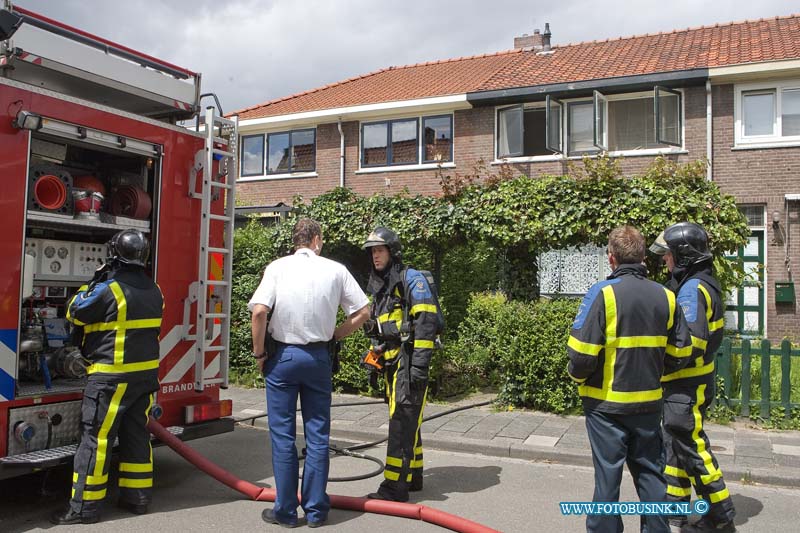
[229,156,750,404]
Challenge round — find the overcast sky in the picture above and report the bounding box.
[15,0,798,113]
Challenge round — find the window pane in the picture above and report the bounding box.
[739,205,764,227]
[523,108,548,156]
[608,98,665,151]
[241,135,264,176]
[656,89,681,146]
[291,130,315,172]
[267,133,290,174]
[498,106,522,157]
[363,123,388,166]
[423,116,452,162]
[743,91,775,136]
[568,102,595,154]
[546,99,562,153]
[782,88,800,136]
[391,120,418,164]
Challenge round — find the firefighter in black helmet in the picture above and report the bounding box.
[362,227,441,502]
[651,222,736,533]
[53,229,164,525]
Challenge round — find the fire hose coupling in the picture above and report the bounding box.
[360,347,386,373]
[14,421,36,444]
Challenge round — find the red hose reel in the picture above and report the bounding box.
[110,185,152,220]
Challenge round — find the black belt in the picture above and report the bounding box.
[275,340,329,349]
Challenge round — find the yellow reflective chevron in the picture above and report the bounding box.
[568,336,603,356]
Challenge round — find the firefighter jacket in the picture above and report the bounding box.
[67,266,164,382]
[367,263,439,369]
[567,264,693,414]
[662,265,724,388]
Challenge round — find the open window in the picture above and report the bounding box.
[655,86,682,146]
[593,90,608,151]
[497,105,523,158]
[545,95,563,154]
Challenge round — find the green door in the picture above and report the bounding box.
[725,230,764,336]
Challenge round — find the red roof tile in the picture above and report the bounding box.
[234,14,800,120]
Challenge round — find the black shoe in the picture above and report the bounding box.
[669,516,688,532]
[307,517,327,528]
[50,508,100,525]
[409,478,423,492]
[367,491,409,503]
[118,500,149,515]
[682,517,736,533]
[261,508,299,528]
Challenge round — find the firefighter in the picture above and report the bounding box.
[568,225,693,533]
[362,227,440,502]
[52,229,163,525]
[650,223,736,533]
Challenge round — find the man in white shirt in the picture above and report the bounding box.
[249,218,369,528]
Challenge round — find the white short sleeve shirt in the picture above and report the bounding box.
[248,248,369,344]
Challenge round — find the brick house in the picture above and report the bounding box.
[232,16,800,340]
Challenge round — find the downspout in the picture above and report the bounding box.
[706,80,712,181]
[338,118,345,188]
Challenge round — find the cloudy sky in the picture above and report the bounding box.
[15,0,797,113]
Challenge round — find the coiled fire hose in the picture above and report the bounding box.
[147,399,500,532]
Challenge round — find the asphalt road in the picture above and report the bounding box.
[2,424,799,532]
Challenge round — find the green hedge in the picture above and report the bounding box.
[438,292,581,413]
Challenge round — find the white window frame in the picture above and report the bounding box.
[735,80,800,148]
[237,126,319,182]
[493,89,685,164]
[356,112,455,173]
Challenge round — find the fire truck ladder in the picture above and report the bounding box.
[186,107,238,392]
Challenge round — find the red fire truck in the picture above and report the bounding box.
[0,3,237,479]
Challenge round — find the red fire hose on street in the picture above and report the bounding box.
[148,420,501,533]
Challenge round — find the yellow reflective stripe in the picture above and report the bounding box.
[666,485,692,497]
[709,318,724,332]
[94,383,127,477]
[384,470,400,481]
[665,289,676,330]
[666,344,693,358]
[691,336,708,351]
[664,465,689,479]
[75,488,107,500]
[388,362,399,418]
[567,368,587,384]
[414,339,435,349]
[601,286,617,394]
[708,487,730,503]
[108,281,127,366]
[567,336,603,356]
[385,456,403,468]
[661,361,715,382]
[410,304,437,316]
[578,385,662,403]
[693,384,722,484]
[616,336,667,348]
[410,459,424,468]
[87,359,159,374]
[378,309,403,329]
[414,446,423,456]
[73,472,108,485]
[120,462,153,473]
[84,318,162,333]
[698,284,713,323]
[382,346,401,362]
[66,285,90,326]
[119,478,153,489]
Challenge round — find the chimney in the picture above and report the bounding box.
[514,29,543,51]
[542,23,551,52]
[513,23,552,52]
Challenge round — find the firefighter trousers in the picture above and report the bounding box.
[584,408,668,533]
[376,362,427,500]
[663,381,735,524]
[70,377,157,516]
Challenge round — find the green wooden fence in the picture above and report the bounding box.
[714,338,800,419]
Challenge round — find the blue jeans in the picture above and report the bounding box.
[265,343,332,525]
[584,409,669,533]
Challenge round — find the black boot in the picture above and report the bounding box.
[409,477,423,492]
[50,508,100,525]
[682,516,736,533]
[367,489,409,502]
[118,499,149,515]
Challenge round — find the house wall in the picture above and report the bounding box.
[711,83,800,340]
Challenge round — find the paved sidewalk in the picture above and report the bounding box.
[222,386,800,489]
